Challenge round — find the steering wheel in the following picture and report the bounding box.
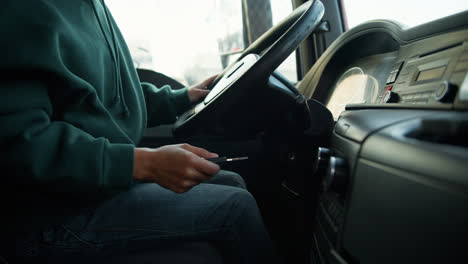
[174,0,325,136]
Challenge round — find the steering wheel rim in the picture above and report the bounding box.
[174,0,325,136]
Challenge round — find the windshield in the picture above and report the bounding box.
[106,0,296,86]
[343,0,468,29]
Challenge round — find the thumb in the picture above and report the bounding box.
[198,75,218,89]
[181,144,218,159]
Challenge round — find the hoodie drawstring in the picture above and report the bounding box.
[91,0,130,118]
[102,1,129,117]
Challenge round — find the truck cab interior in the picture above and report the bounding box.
[5,0,468,263]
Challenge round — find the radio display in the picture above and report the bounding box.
[416,66,446,82]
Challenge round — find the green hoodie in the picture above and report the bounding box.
[0,0,190,232]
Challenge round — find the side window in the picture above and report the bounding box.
[107,0,298,86]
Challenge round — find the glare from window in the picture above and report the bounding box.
[272,0,297,83]
[106,0,297,86]
[327,67,379,120]
[343,0,468,30]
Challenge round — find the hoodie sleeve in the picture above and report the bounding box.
[0,79,134,194]
[141,82,191,127]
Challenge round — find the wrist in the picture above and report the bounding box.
[133,148,151,181]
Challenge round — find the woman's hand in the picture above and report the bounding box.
[133,144,220,193]
[187,75,218,104]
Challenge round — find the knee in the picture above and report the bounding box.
[221,189,267,235]
[208,170,247,189]
[224,171,247,189]
[225,189,259,214]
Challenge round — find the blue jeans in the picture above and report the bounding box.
[10,171,276,263]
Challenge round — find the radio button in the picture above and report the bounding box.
[386,72,397,84]
[434,81,457,102]
[382,90,399,103]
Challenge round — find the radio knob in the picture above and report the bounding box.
[317,147,331,173]
[382,90,399,103]
[323,156,348,194]
[434,81,457,102]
